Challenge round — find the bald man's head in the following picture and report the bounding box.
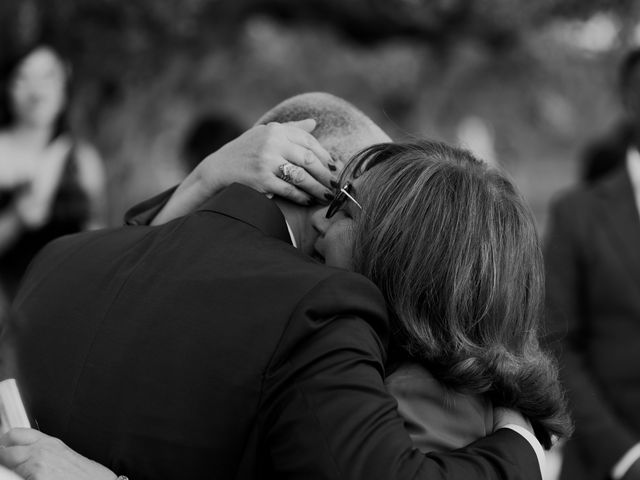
[256,92,391,165]
[257,93,390,256]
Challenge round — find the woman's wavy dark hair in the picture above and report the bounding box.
[0,43,71,141]
[342,141,572,448]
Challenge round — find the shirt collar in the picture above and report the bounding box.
[197,184,293,246]
[285,220,298,248]
[626,147,640,194]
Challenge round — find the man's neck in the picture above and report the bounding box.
[273,198,308,251]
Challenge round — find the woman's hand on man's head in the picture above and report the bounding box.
[151,118,340,226]
[195,118,338,205]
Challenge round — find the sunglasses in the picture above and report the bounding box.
[326,182,363,218]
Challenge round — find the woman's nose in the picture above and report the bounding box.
[310,205,331,234]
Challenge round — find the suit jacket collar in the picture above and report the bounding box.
[197,183,293,245]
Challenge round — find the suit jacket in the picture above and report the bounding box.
[9,184,540,480]
[545,168,640,480]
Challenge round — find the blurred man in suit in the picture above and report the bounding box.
[545,49,640,480]
[1,93,543,480]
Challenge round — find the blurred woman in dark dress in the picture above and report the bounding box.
[0,44,106,298]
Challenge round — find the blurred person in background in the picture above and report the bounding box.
[181,112,245,173]
[544,48,640,480]
[579,121,630,184]
[0,43,106,298]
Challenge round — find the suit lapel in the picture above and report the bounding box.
[594,168,640,289]
[196,183,293,245]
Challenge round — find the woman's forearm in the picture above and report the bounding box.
[151,166,221,226]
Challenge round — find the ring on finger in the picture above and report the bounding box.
[278,163,296,183]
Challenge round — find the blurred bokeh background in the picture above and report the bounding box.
[1,0,639,231]
[4,2,640,478]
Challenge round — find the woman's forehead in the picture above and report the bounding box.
[15,48,64,76]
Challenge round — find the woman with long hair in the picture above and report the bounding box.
[0,43,106,297]
[311,141,571,450]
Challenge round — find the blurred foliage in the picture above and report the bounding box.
[0,0,639,229]
[2,0,638,76]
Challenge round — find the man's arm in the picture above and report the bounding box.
[544,195,638,478]
[262,272,542,480]
[0,272,541,480]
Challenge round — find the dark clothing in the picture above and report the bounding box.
[10,184,539,480]
[580,123,630,184]
[545,168,640,480]
[0,148,89,297]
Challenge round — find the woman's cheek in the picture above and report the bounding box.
[324,222,355,270]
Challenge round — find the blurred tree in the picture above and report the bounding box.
[0,0,638,226]
[2,0,639,71]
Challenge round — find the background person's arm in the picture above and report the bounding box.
[12,138,71,230]
[263,272,543,480]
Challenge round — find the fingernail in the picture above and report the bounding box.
[328,163,337,172]
[330,180,339,189]
[324,192,335,202]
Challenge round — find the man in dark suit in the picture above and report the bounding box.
[545,50,640,480]
[1,93,543,480]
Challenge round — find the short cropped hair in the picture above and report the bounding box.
[256,92,390,164]
[343,141,572,447]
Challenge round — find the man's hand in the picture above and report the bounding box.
[0,429,116,480]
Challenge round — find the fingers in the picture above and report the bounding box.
[0,429,41,448]
[279,147,336,197]
[284,123,335,167]
[0,445,30,470]
[269,177,313,206]
[254,121,339,204]
[284,118,316,133]
[277,162,335,204]
[0,429,55,471]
